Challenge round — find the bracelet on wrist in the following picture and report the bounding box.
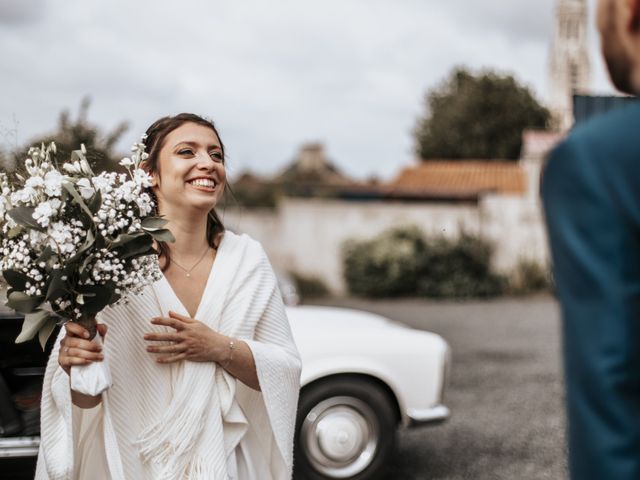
[221,339,235,369]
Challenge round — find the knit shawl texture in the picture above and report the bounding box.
[35,231,302,479]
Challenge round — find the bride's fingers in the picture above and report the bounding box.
[66,347,104,362]
[143,332,182,342]
[155,352,187,364]
[146,343,186,354]
[97,324,108,338]
[61,356,93,368]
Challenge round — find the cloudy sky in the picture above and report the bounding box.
[0,0,615,182]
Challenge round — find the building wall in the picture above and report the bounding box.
[223,192,550,295]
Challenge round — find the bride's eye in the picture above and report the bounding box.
[178,148,194,156]
[210,151,223,161]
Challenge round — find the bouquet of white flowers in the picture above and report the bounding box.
[0,138,173,395]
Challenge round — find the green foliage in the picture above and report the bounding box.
[414,67,550,160]
[342,226,506,298]
[14,97,128,174]
[417,234,506,298]
[509,258,552,295]
[342,226,429,297]
[290,271,330,298]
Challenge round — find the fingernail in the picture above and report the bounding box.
[83,332,90,338]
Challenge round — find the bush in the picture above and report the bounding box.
[418,234,506,298]
[509,259,552,295]
[290,272,330,299]
[342,226,427,297]
[342,227,506,299]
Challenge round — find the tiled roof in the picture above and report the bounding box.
[388,161,527,196]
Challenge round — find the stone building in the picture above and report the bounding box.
[548,0,591,130]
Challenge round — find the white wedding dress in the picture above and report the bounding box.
[36,231,302,480]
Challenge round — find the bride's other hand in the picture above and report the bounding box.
[144,310,227,364]
[58,322,107,376]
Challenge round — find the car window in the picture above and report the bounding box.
[0,279,14,315]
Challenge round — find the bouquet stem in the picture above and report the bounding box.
[75,315,98,340]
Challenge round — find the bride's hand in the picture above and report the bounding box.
[58,323,107,375]
[143,310,228,364]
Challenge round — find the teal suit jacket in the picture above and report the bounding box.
[542,103,640,480]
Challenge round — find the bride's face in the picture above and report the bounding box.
[151,122,226,215]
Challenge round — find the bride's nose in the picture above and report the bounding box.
[195,150,216,169]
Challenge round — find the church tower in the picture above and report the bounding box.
[548,0,591,130]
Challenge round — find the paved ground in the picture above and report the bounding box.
[5,296,567,480]
[311,295,568,480]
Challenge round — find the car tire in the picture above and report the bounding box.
[294,377,397,480]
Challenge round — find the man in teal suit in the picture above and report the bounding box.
[542,1,640,478]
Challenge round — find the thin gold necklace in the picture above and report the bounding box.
[171,246,211,277]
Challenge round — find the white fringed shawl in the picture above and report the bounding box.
[35,231,302,479]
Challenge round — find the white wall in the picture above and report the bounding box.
[223,195,550,295]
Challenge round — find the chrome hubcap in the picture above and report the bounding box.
[302,396,379,478]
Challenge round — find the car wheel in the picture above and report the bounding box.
[294,377,397,480]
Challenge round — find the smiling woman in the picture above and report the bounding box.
[35,113,303,480]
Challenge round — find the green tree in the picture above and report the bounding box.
[414,68,551,160]
[14,97,129,173]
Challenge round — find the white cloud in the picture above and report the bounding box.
[0,0,618,181]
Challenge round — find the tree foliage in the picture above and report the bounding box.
[13,97,129,174]
[414,68,551,160]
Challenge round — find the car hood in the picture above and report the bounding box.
[285,305,408,331]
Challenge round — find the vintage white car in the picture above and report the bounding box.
[289,304,450,480]
[0,286,450,480]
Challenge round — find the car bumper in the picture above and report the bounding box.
[0,437,40,458]
[406,404,450,427]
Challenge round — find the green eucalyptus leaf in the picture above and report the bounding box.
[38,319,58,350]
[77,283,115,314]
[69,229,95,265]
[117,235,154,259]
[141,217,169,231]
[46,269,68,302]
[79,253,94,275]
[110,232,146,248]
[7,207,44,232]
[88,190,102,214]
[148,229,175,243]
[2,269,31,291]
[7,225,24,239]
[15,309,51,344]
[36,246,55,264]
[7,291,44,313]
[62,181,93,219]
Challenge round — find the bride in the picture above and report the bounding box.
[35,113,302,479]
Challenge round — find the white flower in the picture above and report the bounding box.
[80,158,93,176]
[92,173,115,194]
[11,186,36,204]
[133,169,152,188]
[33,201,56,227]
[119,157,134,167]
[76,178,95,199]
[63,161,82,175]
[44,170,64,197]
[25,176,44,189]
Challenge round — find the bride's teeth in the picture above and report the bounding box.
[190,179,215,188]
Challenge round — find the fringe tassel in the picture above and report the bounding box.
[134,364,215,477]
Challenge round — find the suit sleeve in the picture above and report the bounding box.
[542,138,640,480]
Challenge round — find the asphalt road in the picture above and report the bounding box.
[314,295,567,480]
